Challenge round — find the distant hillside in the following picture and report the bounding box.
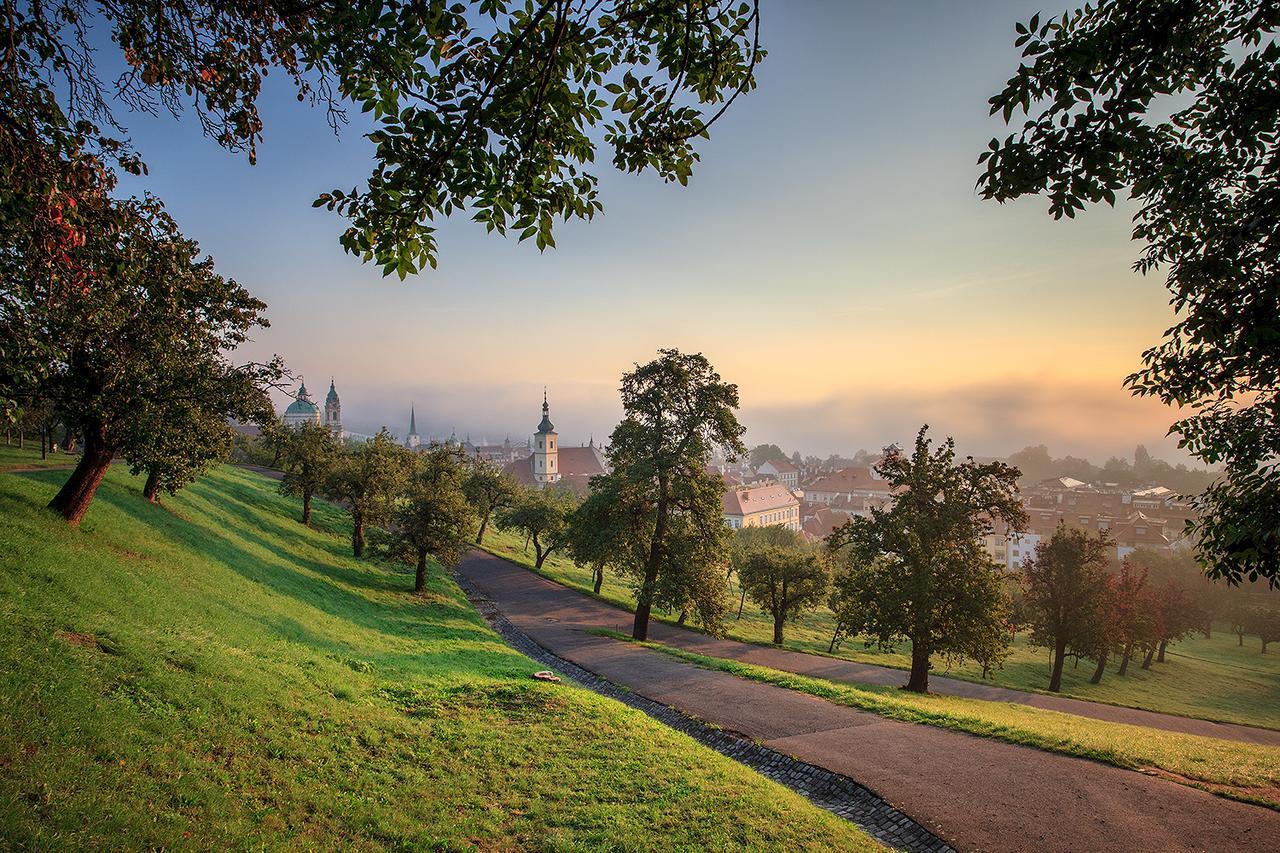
[0,455,873,849]
[1004,444,1217,494]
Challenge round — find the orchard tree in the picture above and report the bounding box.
[324,429,415,557]
[1245,607,1280,653]
[28,195,279,524]
[497,485,578,569]
[378,446,477,594]
[280,421,342,526]
[827,426,1027,693]
[1148,580,1201,664]
[463,461,519,545]
[827,559,874,653]
[603,349,745,640]
[736,536,830,646]
[1021,525,1113,692]
[564,474,647,595]
[982,1,1280,586]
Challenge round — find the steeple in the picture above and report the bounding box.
[537,387,556,434]
[406,404,421,450]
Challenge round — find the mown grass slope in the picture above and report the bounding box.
[482,527,1280,730]
[0,454,876,850]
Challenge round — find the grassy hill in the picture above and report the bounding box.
[0,453,876,850]
[482,527,1280,730]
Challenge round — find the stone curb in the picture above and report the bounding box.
[455,572,955,853]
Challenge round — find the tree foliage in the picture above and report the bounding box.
[733,528,829,645]
[1021,525,1113,692]
[280,421,343,527]
[463,461,519,545]
[497,484,578,569]
[2,0,764,288]
[377,445,477,593]
[602,349,745,640]
[324,429,415,557]
[981,0,1280,585]
[564,473,648,594]
[827,426,1027,692]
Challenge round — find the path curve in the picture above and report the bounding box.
[457,550,1280,853]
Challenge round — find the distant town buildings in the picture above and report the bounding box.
[756,458,800,488]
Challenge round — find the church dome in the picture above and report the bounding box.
[284,397,319,417]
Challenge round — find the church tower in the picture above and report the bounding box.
[532,390,559,487]
[324,378,342,438]
[406,405,421,450]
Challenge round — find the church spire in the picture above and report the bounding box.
[409,405,417,435]
[537,388,555,434]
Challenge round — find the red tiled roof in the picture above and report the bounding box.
[805,467,892,495]
[723,483,798,516]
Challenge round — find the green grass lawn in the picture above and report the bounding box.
[596,631,1280,810]
[0,449,877,850]
[481,527,1280,730]
[0,444,80,471]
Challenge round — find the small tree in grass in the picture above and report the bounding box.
[1021,525,1112,692]
[324,429,415,557]
[1245,607,1280,654]
[463,462,519,545]
[564,475,647,594]
[497,485,578,569]
[827,426,1026,693]
[279,422,342,526]
[378,446,476,594]
[735,532,830,646]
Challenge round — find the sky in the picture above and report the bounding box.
[113,0,1192,463]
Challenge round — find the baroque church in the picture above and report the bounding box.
[281,378,343,438]
[502,392,607,492]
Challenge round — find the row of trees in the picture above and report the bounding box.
[1017,530,1280,691]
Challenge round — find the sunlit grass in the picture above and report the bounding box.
[0,451,878,850]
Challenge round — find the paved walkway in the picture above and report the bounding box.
[457,550,1280,853]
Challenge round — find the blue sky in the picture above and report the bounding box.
[114,1,1187,462]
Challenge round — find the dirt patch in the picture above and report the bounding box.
[56,630,120,656]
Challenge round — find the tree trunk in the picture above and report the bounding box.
[593,564,603,594]
[1118,643,1132,676]
[351,511,365,558]
[1141,647,1155,670]
[1157,639,1168,663]
[533,534,548,568]
[1048,638,1067,692]
[47,425,113,524]
[302,491,313,526]
[677,608,688,627]
[18,426,23,449]
[40,426,47,460]
[476,510,490,544]
[773,612,785,646]
[632,490,669,641]
[829,621,843,653]
[737,586,746,620]
[1089,650,1108,685]
[414,550,428,593]
[143,469,162,504]
[1237,629,1245,646]
[905,641,930,693]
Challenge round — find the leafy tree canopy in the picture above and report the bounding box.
[981,0,1280,585]
[828,426,1027,692]
[3,0,763,281]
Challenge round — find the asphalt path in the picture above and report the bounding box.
[457,549,1280,853]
